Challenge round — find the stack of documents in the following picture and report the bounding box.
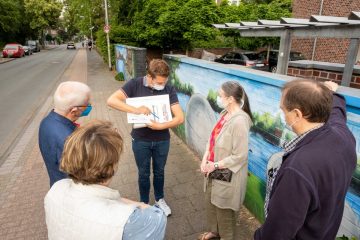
[125,94,172,128]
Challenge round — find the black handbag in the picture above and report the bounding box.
[209,168,233,182]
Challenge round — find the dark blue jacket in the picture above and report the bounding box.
[254,94,357,240]
[39,110,76,187]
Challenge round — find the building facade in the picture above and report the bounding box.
[291,0,360,64]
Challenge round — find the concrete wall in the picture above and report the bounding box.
[114,44,146,81]
[164,54,360,238]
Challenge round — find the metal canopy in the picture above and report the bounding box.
[280,18,338,26]
[348,11,360,20]
[213,12,360,87]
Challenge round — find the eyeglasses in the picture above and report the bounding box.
[73,103,92,108]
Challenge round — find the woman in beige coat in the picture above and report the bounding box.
[199,81,253,240]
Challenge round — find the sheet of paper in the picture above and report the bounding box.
[126,95,173,124]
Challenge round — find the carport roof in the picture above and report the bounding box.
[212,11,360,87]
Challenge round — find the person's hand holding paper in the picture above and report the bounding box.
[134,106,151,115]
[125,95,173,129]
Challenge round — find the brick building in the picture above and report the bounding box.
[291,0,360,64]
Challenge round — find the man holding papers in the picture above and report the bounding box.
[107,59,184,216]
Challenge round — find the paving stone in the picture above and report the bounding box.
[0,49,260,240]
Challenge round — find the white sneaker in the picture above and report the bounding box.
[155,198,172,216]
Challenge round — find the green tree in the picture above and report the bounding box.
[0,0,21,36]
[130,0,219,50]
[0,0,25,46]
[24,0,62,44]
[216,0,292,50]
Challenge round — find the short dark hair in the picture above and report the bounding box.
[282,79,333,123]
[60,120,123,185]
[147,59,170,78]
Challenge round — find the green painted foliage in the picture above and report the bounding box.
[336,236,358,240]
[207,89,222,113]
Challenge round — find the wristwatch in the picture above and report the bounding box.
[214,162,219,170]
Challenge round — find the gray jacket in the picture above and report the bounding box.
[204,109,252,211]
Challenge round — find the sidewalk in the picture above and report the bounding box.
[0,49,260,240]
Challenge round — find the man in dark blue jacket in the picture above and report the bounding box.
[39,81,92,187]
[254,80,356,239]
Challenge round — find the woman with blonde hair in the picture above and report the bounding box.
[199,81,253,240]
[44,120,166,240]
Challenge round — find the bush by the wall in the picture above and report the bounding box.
[115,72,125,81]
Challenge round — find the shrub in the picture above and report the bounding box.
[115,72,125,81]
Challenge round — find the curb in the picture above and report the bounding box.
[0,58,15,64]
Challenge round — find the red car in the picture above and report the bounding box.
[2,43,25,58]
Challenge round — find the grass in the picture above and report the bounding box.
[244,173,266,223]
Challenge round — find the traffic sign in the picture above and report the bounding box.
[104,25,110,33]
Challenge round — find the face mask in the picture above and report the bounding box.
[239,99,244,109]
[283,110,298,132]
[80,105,92,117]
[153,84,165,91]
[285,119,298,132]
[216,96,229,109]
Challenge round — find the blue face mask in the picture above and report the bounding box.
[80,104,92,117]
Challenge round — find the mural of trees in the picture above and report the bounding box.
[207,89,222,113]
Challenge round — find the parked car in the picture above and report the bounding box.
[214,51,265,68]
[258,50,305,73]
[23,46,32,55]
[26,40,41,52]
[67,42,76,49]
[2,43,25,58]
[243,52,267,70]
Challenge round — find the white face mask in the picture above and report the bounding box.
[283,110,299,133]
[153,84,165,91]
[216,96,229,109]
[285,119,298,132]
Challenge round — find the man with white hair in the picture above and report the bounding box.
[39,81,92,187]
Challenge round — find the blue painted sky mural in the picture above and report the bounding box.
[115,45,127,77]
[166,56,360,237]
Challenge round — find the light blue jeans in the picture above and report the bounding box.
[123,206,167,240]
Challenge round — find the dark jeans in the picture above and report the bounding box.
[132,139,170,203]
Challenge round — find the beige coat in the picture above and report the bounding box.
[204,110,252,211]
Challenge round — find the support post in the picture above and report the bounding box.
[104,0,112,71]
[341,38,360,87]
[277,30,292,75]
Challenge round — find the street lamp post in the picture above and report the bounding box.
[90,17,93,44]
[90,26,94,45]
[104,0,112,71]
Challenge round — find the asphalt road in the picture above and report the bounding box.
[0,45,77,164]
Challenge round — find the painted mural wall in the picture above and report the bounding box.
[114,44,147,81]
[164,54,360,238]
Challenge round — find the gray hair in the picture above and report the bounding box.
[54,81,91,113]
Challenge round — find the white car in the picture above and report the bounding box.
[67,42,76,50]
